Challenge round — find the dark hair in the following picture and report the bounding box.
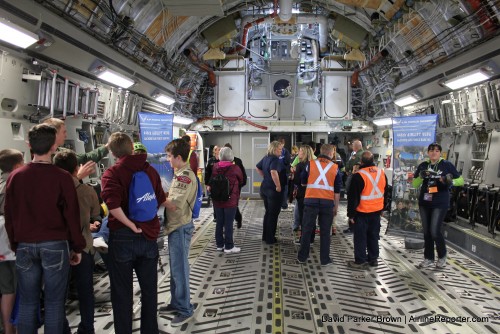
[54,151,78,174]
[181,135,191,143]
[0,149,23,173]
[360,151,374,165]
[224,143,232,149]
[29,124,57,155]
[165,138,190,161]
[108,132,133,158]
[427,143,442,152]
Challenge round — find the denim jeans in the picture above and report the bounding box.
[168,222,194,317]
[91,216,109,242]
[298,205,333,265]
[108,228,159,334]
[352,215,381,264]
[73,251,95,334]
[419,206,448,260]
[16,240,70,334]
[260,189,282,244]
[214,207,237,249]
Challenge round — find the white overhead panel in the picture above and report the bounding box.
[163,0,224,16]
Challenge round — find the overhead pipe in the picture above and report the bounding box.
[279,0,293,22]
[351,49,389,87]
[183,49,217,87]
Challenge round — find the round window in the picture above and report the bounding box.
[273,79,292,98]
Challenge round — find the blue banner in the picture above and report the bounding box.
[393,115,437,147]
[390,115,438,234]
[137,112,174,190]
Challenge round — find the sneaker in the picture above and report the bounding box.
[343,228,352,234]
[171,304,197,327]
[436,256,447,268]
[159,304,177,314]
[216,247,224,251]
[418,259,435,268]
[368,260,378,267]
[347,261,369,270]
[321,260,334,267]
[294,238,301,245]
[93,237,108,253]
[224,246,241,253]
[297,257,307,264]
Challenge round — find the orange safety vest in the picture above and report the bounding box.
[305,158,338,200]
[356,166,386,213]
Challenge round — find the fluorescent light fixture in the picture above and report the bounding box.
[394,94,419,107]
[442,69,491,90]
[173,115,194,125]
[152,90,175,105]
[441,99,451,104]
[0,19,38,48]
[372,118,392,126]
[97,69,134,89]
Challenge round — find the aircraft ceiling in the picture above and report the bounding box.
[2,0,500,120]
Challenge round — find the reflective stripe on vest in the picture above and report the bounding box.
[357,167,386,213]
[305,159,338,200]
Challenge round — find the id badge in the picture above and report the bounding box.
[423,193,433,201]
[428,186,438,193]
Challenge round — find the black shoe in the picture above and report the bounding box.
[343,228,352,234]
[368,261,378,267]
[297,257,307,264]
[159,303,178,314]
[347,261,369,270]
[321,260,334,267]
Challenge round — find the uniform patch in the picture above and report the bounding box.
[176,175,192,184]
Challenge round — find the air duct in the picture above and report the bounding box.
[183,49,217,87]
[279,0,293,22]
[351,49,389,87]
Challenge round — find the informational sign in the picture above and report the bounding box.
[137,112,174,191]
[390,115,438,234]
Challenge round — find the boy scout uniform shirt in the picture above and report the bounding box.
[165,164,197,235]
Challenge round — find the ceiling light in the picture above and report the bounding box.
[0,19,38,49]
[372,118,392,126]
[173,115,194,125]
[442,69,491,90]
[89,61,134,88]
[152,90,175,105]
[394,94,420,107]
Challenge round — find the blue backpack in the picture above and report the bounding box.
[128,171,158,222]
[190,175,203,219]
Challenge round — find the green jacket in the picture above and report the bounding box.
[345,149,364,173]
[56,145,109,164]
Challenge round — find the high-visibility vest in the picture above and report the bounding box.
[356,166,386,213]
[305,158,338,200]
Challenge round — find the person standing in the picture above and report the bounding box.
[205,145,220,218]
[100,132,167,334]
[54,151,102,334]
[297,144,342,266]
[256,141,284,244]
[412,143,464,268]
[292,145,315,240]
[0,149,24,334]
[223,143,247,228]
[182,135,199,175]
[278,137,291,210]
[5,124,84,334]
[344,140,364,233]
[346,151,388,269]
[159,139,198,326]
[210,147,243,252]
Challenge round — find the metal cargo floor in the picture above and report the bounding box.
[61,200,500,334]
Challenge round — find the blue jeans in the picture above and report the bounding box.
[16,240,70,334]
[214,207,237,249]
[281,183,289,209]
[108,228,159,334]
[298,205,333,265]
[352,214,381,264]
[419,206,448,260]
[168,222,194,317]
[92,216,109,242]
[260,189,282,244]
[73,251,95,334]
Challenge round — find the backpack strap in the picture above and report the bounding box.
[186,169,198,213]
